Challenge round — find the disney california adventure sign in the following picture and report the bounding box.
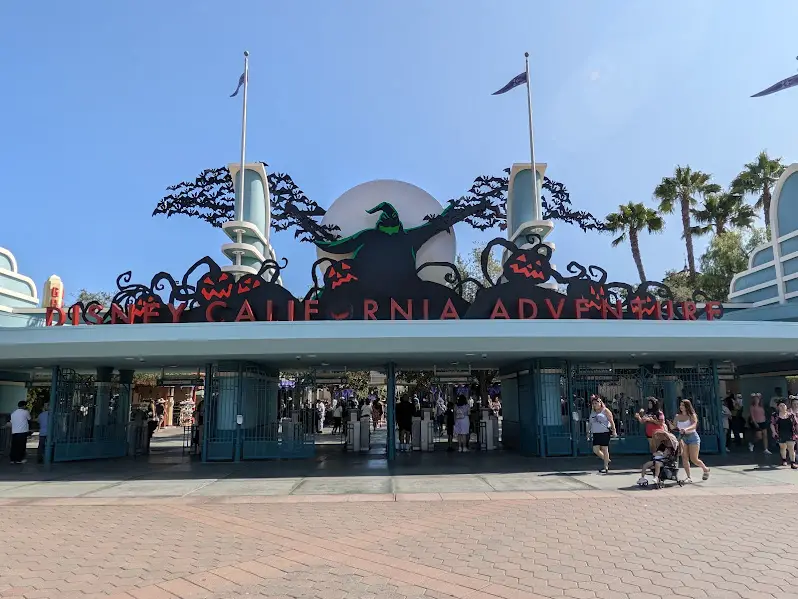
[46,202,723,326]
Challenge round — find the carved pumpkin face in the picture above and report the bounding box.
[329,304,353,320]
[134,294,161,308]
[569,280,607,310]
[199,272,232,301]
[629,290,659,317]
[236,275,262,294]
[325,260,358,290]
[504,249,550,282]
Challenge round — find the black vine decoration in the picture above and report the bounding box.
[152,165,606,240]
[62,235,723,325]
[152,164,338,243]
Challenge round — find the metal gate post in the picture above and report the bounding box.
[201,363,212,463]
[44,366,59,469]
[234,362,243,462]
[532,360,545,457]
[566,361,577,457]
[386,362,396,461]
[711,361,726,455]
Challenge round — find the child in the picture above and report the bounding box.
[638,430,678,485]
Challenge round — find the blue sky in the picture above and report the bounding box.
[2,1,798,299]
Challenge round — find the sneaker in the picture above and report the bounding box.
[19,459,27,464]
[791,463,797,470]
[702,470,710,480]
[749,443,754,452]
[637,477,647,485]
[783,460,789,467]
[598,468,608,474]
[684,477,693,484]
[765,449,772,455]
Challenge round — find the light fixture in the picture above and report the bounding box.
[465,353,475,357]
[124,357,136,361]
[307,354,317,358]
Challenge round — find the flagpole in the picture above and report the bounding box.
[524,52,539,220]
[236,50,250,221]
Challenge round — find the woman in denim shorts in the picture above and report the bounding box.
[671,399,710,483]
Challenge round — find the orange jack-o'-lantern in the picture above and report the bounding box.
[236,275,262,294]
[199,272,232,301]
[504,248,551,282]
[325,260,358,290]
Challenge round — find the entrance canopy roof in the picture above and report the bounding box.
[1,320,797,371]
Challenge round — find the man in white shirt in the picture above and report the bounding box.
[9,400,31,464]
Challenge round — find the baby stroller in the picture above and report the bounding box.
[637,430,684,489]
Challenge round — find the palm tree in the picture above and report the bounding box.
[731,150,785,232]
[690,191,756,237]
[605,202,664,283]
[653,166,720,280]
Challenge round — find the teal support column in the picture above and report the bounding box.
[711,361,726,455]
[659,361,678,418]
[201,363,212,463]
[94,367,114,427]
[386,362,396,461]
[117,369,134,424]
[44,367,58,469]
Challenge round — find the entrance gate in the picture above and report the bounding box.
[49,367,132,462]
[203,363,315,461]
[534,362,723,457]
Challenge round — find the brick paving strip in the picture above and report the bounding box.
[4,486,798,599]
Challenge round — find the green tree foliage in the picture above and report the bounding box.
[654,166,721,281]
[690,191,755,237]
[605,202,664,282]
[451,242,502,302]
[661,228,768,302]
[26,387,50,417]
[698,228,768,302]
[72,289,114,305]
[396,370,437,397]
[342,370,371,398]
[732,150,785,233]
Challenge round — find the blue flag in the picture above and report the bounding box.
[492,72,527,95]
[752,73,798,98]
[230,72,246,97]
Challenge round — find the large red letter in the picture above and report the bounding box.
[142,302,160,323]
[111,304,130,324]
[705,301,723,321]
[70,304,81,326]
[544,298,565,319]
[659,300,675,321]
[304,299,319,321]
[440,299,460,320]
[421,299,429,320]
[575,299,591,319]
[45,307,66,327]
[630,297,645,320]
[489,299,510,319]
[167,303,186,323]
[518,299,537,319]
[205,301,226,322]
[390,299,412,320]
[235,300,256,322]
[601,300,623,320]
[86,304,104,324]
[287,300,296,321]
[682,301,697,321]
[364,299,378,320]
